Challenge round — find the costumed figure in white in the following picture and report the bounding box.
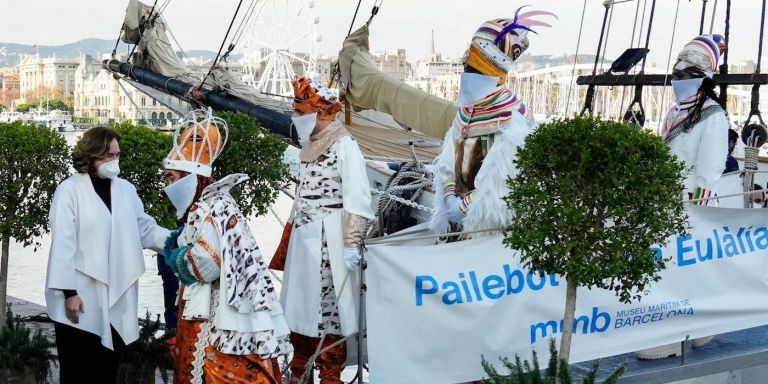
[429,7,556,237]
[637,34,729,360]
[161,109,291,383]
[279,77,374,384]
[661,34,730,206]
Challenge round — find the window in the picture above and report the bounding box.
[151,112,157,119]
[159,112,165,120]
[153,99,157,106]
[141,98,146,106]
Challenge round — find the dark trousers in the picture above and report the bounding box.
[54,321,126,384]
[157,255,179,329]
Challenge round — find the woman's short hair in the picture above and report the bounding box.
[72,127,121,173]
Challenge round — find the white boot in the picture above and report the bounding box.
[692,335,714,348]
[635,343,682,360]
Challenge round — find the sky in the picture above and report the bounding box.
[2,0,767,68]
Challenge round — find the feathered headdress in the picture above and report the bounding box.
[465,6,557,78]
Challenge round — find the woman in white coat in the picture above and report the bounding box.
[45,127,169,383]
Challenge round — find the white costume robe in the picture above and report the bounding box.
[430,110,536,235]
[45,173,168,350]
[664,102,729,203]
[280,134,375,337]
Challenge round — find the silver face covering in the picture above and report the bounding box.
[164,173,199,219]
[671,78,704,102]
[291,113,318,143]
[456,72,501,107]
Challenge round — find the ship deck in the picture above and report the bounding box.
[571,325,768,383]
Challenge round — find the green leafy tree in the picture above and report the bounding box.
[13,100,68,114]
[112,122,176,228]
[113,111,289,225]
[213,111,290,218]
[504,117,687,365]
[481,339,625,384]
[14,103,31,113]
[0,122,69,328]
[45,99,68,112]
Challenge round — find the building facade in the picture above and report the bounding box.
[73,54,185,124]
[372,49,409,82]
[18,54,79,102]
[0,70,20,108]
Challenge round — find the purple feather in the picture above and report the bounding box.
[494,6,556,45]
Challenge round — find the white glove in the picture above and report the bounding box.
[344,247,362,271]
[445,195,465,225]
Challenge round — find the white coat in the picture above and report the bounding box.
[45,173,168,350]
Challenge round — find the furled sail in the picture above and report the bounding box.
[122,0,194,81]
[337,24,457,139]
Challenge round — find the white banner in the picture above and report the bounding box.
[365,206,768,384]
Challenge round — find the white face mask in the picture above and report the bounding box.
[456,72,501,107]
[753,202,764,209]
[97,160,120,179]
[291,113,318,143]
[671,78,704,102]
[164,173,199,219]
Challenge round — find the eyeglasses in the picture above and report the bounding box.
[101,152,121,161]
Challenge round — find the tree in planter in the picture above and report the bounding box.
[0,307,58,384]
[213,111,290,218]
[504,116,687,364]
[0,121,69,328]
[481,339,625,384]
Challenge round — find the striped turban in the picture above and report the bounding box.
[464,7,557,81]
[674,34,727,77]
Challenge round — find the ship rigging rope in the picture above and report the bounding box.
[599,4,616,74]
[656,0,682,135]
[699,0,708,35]
[619,0,646,120]
[117,78,154,127]
[112,24,125,57]
[636,0,648,49]
[200,0,245,86]
[347,0,364,36]
[564,0,588,117]
[229,0,260,50]
[709,0,719,34]
[640,0,657,72]
[365,227,505,245]
[347,128,437,159]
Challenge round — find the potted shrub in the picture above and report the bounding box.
[0,307,57,384]
[481,339,625,384]
[504,116,687,366]
[116,312,174,384]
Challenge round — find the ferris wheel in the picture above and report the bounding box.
[241,0,321,97]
